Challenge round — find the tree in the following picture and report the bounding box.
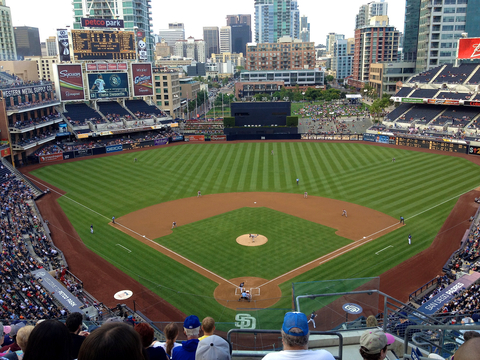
[221,77,229,86]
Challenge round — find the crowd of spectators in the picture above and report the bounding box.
[6,98,58,111]
[66,116,101,127]
[133,112,154,120]
[105,113,123,123]
[0,165,67,321]
[295,102,370,119]
[14,131,54,147]
[182,120,224,135]
[10,113,61,129]
[34,144,64,156]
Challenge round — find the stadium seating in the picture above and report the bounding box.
[393,87,414,97]
[64,103,104,126]
[400,105,444,123]
[408,65,444,84]
[436,92,473,100]
[125,100,166,118]
[98,101,131,122]
[433,64,479,84]
[384,104,413,122]
[432,107,480,127]
[409,89,439,98]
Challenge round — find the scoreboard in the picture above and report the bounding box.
[72,30,136,60]
[396,137,467,153]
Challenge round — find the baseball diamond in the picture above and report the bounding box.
[26,141,480,325]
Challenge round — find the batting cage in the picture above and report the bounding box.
[292,277,380,331]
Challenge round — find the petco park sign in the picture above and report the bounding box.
[81,18,124,28]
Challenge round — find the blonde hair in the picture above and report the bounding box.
[16,326,35,350]
[366,315,378,328]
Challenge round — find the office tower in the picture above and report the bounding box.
[300,15,310,42]
[352,22,400,84]
[415,0,480,73]
[355,0,389,29]
[0,0,16,61]
[231,24,250,54]
[220,26,232,53]
[203,26,219,58]
[226,14,252,28]
[159,23,185,48]
[254,0,301,43]
[72,0,155,62]
[46,36,58,56]
[326,33,345,55]
[14,26,42,59]
[174,37,206,63]
[332,39,353,80]
[226,14,252,43]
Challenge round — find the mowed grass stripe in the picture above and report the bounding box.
[249,143,262,191]
[296,144,320,194]
[237,143,254,191]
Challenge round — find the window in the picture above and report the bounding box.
[164,101,169,106]
[441,42,453,48]
[440,51,452,56]
[163,82,168,86]
[457,0,467,3]
[455,25,465,30]
[443,16,455,22]
[456,16,466,21]
[444,0,456,3]
[442,25,454,31]
[443,7,456,12]
[441,33,454,39]
[456,7,466,12]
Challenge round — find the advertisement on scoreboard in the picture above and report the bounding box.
[56,64,85,101]
[457,38,480,60]
[88,73,129,99]
[131,63,153,96]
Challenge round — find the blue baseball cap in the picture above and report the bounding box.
[282,312,309,336]
[184,315,201,329]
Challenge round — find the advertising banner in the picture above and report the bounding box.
[417,272,480,315]
[131,63,153,96]
[363,133,376,142]
[401,98,423,103]
[1,147,11,157]
[39,153,63,163]
[427,99,460,105]
[171,135,184,142]
[211,135,227,141]
[57,29,71,62]
[106,144,123,153]
[154,138,168,146]
[86,62,127,71]
[376,135,390,144]
[63,151,74,160]
[136,30,147,61]
[186,135,205,142]
[457,38,480,60]
[464,101,480,107]
[57,64,85,101]
[81,18,124,29]
[2,84,53,98]
[88,73,129,99]
[469,145,480,156]
[74,149,93,158]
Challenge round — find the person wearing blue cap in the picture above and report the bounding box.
[172,315,201,360]
[262,312,335,359]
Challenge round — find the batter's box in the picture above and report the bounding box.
[251,287,260,297]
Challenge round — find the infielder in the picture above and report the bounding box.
[308,311,317,328]
[342,209,347,217]
[197,190,202,197]
[304,192,308,199]
[172,221,177,229]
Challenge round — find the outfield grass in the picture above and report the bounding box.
[31,142,480,325]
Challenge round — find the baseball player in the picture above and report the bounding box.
[197,190,202,197]
[408,234,412,245]
[308,311,317,328]
[271,150,274,155]
[392,157,396,162]
[239,282,245,293]
[296,178,299,185]
[400,216,404,225]
[112,216,115,224]
[172,221,177,229]
[342,209,347,217]
[304,192,308,199]
[90,224,94,234]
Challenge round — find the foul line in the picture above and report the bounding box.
[375,245,393,255]
[115,244,132,253]
[24,174,236,288]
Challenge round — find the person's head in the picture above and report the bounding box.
[134,323,154,348]
[66,312,83,333]
[196,335,231,360]
[23,319,73,360]
[201,317,215,336]
[281,312,310,350]
[359,329,395,360]
[16,325,34,350]
[454,337,480,360]
[78,322,145,360]
[464,331,480,342]
[164,323,179,357]
[366,315,378,328]
[183,315,201,339]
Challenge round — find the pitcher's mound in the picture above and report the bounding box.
[236,234,268,246]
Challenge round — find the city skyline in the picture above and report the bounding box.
[11,0,406,47]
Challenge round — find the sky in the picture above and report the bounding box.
[10,0,406,45]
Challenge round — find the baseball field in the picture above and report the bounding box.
[29,141,480,329]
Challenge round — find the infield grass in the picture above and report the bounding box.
[31,142,480,324]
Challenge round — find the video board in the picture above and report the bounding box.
[88,73,129,99]
[72,30,136,61]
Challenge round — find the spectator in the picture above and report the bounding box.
[78,322,145,360]
[366,316,378,328]
[359,329,395,360]
[453,337,480,360]
[262,312,335,360]
[172,315,201,360]
[195,335,231,360]
[199,317,215,341]
[134,323,167,360]
[154,322,180,359]
[23,320,73,360]
[66,312,87,358]
[464,331,480,342]
[0,323,25,353]
[1,325,34,360]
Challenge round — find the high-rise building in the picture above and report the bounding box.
[159,23,185,48]
[254,0,300,43]
[219,26,232,54]
[0,0,16,61]
[174,37,206,63]
[300,15,310,42]
[332,39,353,80]
[46,36,58,57]
[231,24,250,54]
[246,37,315,71]
[14,27,42,59]
[326,33,345,55]
[226,14,252,28]
[415,0,480,73]
[355,0,389,29]
[352,21,400,86]
[203,27,219,58]
[72,0,155,62]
